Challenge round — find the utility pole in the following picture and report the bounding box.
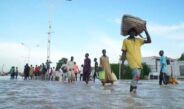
[47,20,52,62]
[47,2,54,63]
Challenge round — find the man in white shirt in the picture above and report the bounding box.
[67,56,75,83]
[61,60,68,82]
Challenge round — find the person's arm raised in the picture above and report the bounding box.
[143,26,151,44]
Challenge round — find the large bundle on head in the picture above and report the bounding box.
[121,15,146,36]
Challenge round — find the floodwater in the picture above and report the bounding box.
[0,76,184,109]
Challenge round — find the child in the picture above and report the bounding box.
[93,58,98,83]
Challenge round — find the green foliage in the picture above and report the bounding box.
[178,53,184,61]
[123,65,133,79]
[56,58,68,70]
[98,66,103,72]
[141,63,151,79]
[110,64,119,77]
[110,63,150,80]
[110,64,132,79]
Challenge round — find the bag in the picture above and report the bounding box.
[98,70,105,80]
[111,72,117,81]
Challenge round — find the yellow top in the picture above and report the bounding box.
[122,38,144,69]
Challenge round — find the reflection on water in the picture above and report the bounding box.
[0,76,184,109]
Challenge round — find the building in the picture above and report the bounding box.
[142,56,184,79]
[172,61,184,79]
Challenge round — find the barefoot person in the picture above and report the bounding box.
[122,26,151,93]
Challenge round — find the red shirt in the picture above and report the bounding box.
[34,66,39,73]
[73,64,79,74]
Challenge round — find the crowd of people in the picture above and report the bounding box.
[8,24,151,95]
[9,24,177,94]
[9,49,116,85]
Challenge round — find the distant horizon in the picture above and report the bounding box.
[1,55,183,73]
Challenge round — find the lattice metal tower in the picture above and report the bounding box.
[47,0,72,61]
[47,21,51,61]
[47,4,52,62]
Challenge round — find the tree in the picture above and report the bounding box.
[56,58,68,71]
[141,63,151,79]
[178,53,184,61]
[110,63,150,80]
[111,63,132,79]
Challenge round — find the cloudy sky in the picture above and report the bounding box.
[0,0,184,72]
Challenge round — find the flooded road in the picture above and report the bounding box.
[0,76,183,109]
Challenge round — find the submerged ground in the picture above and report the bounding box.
[0,76,183,109]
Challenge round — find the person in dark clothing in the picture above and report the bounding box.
[93,58,98,83]
[24,64,30,80]
[15,67,18,79]
[41,63,47,80]
[61,60,68,82]
[9,66,15,80]
[46,60,51,71]
[83,53,91,84]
